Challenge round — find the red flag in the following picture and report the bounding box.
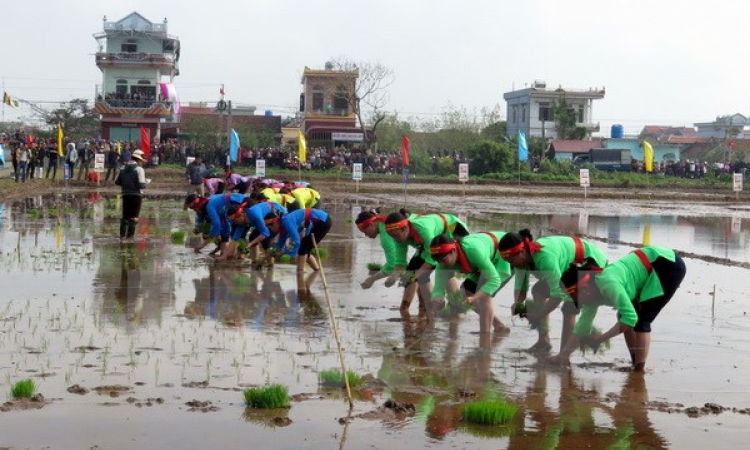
[26,135,35,145]
[140,126,150,159]
[401,134,410,166]
[220,84,225,96]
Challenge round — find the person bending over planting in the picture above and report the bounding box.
[549,246,686,372]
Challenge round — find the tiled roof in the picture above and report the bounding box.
[549,139,604,153]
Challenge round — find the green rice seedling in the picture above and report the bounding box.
[244,384,290,409]
[310,247,328,259]
[11,379,36,398]
[318,369,362,388]
[277,254,292,264]
[579,326,611,355]
[437,290,472,318]
[460,399,518,425]
[170,230,186,245]
[366,262,382,272]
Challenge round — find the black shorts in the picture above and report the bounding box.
[248,228,271,250]
[406,254,432,284]
[298,217,332,255]
[633,255,686,332]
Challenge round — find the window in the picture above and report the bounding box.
[578,106,584,123]
[539,104,554,122]
[512,106,517,124]
[121,43,137,53]
[312,85,324,111]
[522,105,526,123]
[333,85,349,112]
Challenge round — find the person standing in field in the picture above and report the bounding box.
[115,149,148,241]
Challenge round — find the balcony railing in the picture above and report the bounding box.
[309,108,350,116]
[96,52,176,64]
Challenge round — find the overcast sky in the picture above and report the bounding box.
[3,0,750,136]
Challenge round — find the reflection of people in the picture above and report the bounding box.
[611,373,669,450]
[497,230,608,353]
[355,209,417,313]
[552,246,686,371]
[429,232,512,333]
[114,245,143,319]
[115,149,147,241]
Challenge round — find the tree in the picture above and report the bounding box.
[553,97,586,140]
[182,116,219,149]
[467,140,515,175]
[41,99,100,140]
[373,113,412,149]
[327,57,394,148]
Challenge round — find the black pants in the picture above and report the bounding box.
[105,166,117,181]
[634,255,686,332]
[121,195,142,238]
[46,161,58,179]
[298,217,332,255]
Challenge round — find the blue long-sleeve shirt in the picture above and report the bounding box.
[231,201,287,241]
[273,208,329,257]
[205,193,245,237]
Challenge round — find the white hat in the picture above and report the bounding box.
[131,150,146,162]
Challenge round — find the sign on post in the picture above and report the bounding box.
[352,163,362,181]
[256,159,266,177]
[580,168,590,199]
[733,173,743,192]
[94,154,105,170]
[579,169,590,187]
[458,163,469,182]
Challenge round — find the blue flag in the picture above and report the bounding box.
[518,130,528,162]
[0,144,6,166]
[229,129,240,163]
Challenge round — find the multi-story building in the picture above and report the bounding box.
[300,63,361,148]
[694,114,749,139]
[503,81,605,139]
[93,12,179,142]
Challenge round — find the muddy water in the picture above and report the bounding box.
[0,193,748,450]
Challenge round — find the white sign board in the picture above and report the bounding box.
[94,154,105,170]
[733,173,743,192]
[352,163,362,181]
[579,169,591,188]
[458,163,469,182]
[186,156,195,166]
[256,159,266,177]
[331,132,364,142]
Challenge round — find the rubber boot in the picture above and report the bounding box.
[120,219,129,239]
[126,219,138,239]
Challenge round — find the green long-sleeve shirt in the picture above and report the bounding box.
[377,221,405,274]
[514,236,608,303]
[573,246,676,336]
[432,231,512,298]
[393,214,469,267]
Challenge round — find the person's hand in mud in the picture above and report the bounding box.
[511,300,527,318]
[384,272,400,287]
[431,296,446,311]
[194,237,211,253]
[579,333,603,354]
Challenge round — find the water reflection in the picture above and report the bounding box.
[487,210,750,263]
[184,266,327,329]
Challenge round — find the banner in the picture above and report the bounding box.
[140,127,150,159]
[518,130,528,162]
[643,140,654,172]
[298,129,307,163]
[57,124,64,156]
[229,128,240,163]
[401,134,410,166]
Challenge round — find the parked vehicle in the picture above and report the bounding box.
[573,149,632,172]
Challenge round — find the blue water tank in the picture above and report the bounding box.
[611,124,624,139]
[264,110,273,117]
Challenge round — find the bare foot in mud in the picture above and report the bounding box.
[526,340,552,354]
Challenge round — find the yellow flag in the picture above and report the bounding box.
[643,140,654,173]
[116,142,121,155]
[642,223,651,246]
[298,129,307,163]
[57,124,64,156]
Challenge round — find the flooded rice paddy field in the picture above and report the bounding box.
[0,192,749,450]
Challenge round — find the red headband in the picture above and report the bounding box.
[385,219,409,232]
[229,202,248,220]
[356,215,384,231]
[564,268,603,295]
[430,242,457,256]
[499,238,542,259]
